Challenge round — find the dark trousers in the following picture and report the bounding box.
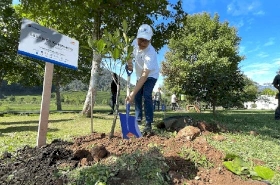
[275,95,280,120]
[154,100,160,111]
[111,92,117,112]
[172,103,177,110]
[134,77,157,131]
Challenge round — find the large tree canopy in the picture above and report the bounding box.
[162,12,245,113]
[0,0,22,85]
[241,76,258,102]
[18,0,187,115]
[19,0,186,51]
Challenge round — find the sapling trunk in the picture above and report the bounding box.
[109,77,121,138]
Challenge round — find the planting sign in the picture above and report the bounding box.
[18,18,79,69]
[17,19,79,147]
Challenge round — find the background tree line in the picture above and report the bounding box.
[0,68,129,97]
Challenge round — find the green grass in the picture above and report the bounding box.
[0,112,122,153]
[0,91,127,112]
[0,102,280,184]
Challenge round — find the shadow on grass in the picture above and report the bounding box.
[0,125,59,134]
[0,119,74,125]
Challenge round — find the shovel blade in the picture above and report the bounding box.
[119,113,142,139]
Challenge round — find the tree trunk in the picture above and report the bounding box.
[109,81,121,138]
[81,12,102,117]
[55,80,62,111]
[212,100,216,115]
[0,75,3,96]
[81,52,101,117]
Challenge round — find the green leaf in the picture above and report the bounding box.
[223,161,241,175]
[127,45,134,55]
[122,20,128,33]
[112,48,120,60]
[80,45,92,50]
[123,32,128,44]
[87,37,94,48]
[254,166,275,180]
[114,29,120,37]
[108,33,113,42]
[96,40,106,53]
[223,157,249,175]
[250,170,262,180]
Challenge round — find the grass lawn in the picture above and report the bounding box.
[0,108,280,184]
[0,108,123,153]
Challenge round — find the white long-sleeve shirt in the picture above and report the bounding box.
[132,39,159,80]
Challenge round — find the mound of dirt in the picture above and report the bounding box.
[0,128,267,185]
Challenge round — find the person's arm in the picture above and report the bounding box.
[274,84,279,91]
[273,76,280,91]
[126,68,150,104]
[273,83,280,91]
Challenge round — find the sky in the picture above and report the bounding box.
[13,0,280,91]
[156,0,280,89]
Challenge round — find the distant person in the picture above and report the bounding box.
[272,71,280,120]
[171,93,177,111]
[153,87,161,111]
[108,73,119,115]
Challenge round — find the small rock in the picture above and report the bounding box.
[80,158,89,166]
[91,145,109,161]
[249,131,259,136]
[176,126,201,140]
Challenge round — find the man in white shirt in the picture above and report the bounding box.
[171,93,177,111]
[126,24,159,135]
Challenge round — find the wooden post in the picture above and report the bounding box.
[37,62,54,147]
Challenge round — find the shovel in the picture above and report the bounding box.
[119,66,142,139]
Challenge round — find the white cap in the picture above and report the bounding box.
[137,24,153,40]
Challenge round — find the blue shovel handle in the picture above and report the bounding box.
[126,103,130,115]
[125,65,133,76]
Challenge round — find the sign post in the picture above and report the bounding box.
[37,62,54,146]
[17,18,79,147]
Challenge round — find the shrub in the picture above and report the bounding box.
[9,96,15,102]
[251,104,257,108]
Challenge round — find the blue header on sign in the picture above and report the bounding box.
[18,50,78,70]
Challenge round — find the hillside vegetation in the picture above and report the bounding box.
[0,91,127,112]
[0,69,130,97]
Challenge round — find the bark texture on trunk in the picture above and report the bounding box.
[81,13,102,117]
[82,52,101,117]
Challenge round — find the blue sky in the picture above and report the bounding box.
[13,0,280,90]
[157,0,280,88]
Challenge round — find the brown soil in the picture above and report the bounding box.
[0,127,269,185]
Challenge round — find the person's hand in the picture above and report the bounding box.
[125,93,135,104]
[127,63,133,71]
